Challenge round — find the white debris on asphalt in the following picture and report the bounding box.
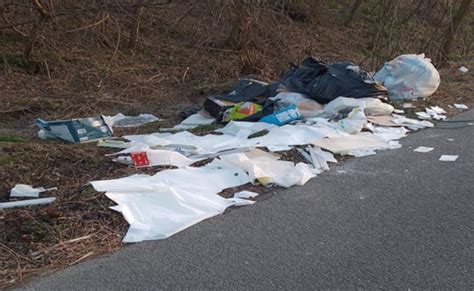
[439,155,458,162]
[414,146,434,153]
[453,103,469,110]
[91,97,438,242]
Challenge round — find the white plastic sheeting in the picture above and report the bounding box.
[91,160,250,242]
[218,151,316,188]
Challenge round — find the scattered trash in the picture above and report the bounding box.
[259,104,301,125]
[311,133,387,155]
[228,190,259,206]
[233,190,259,199]
[223,102,263,121]
[219,150,316,188]
[439,155,458,162]
[453,103,469,110]
[269,92,322,118]
[281,56,387,104]
[374,54,440,100]
[220,79,270,103]
[338,107,367,134]
[414,146,434,153]
[203,97,236,119]
[171,111,216,130]
[447,138,454,142]
[416,111,432,120]
[425,106,447,120]
[391,114,434,130]
[459,66,468,73]
[0,197,56,209]
[91,160,250,242]
[64,53,454,243]
[298,146,337,172]
[104,113,159,128]
[97,139,131,149]
[10,184,57,198]
[322,97,394,118]
[112,144,198,168]
[36,116,113,143]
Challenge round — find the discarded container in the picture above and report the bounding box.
[203,96,236,119]
[281,56,387,104]
[259,104,301,126]
[223,102,262,121]
[374,54,440,100]
[36,116,113,143]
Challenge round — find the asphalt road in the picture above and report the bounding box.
[23,110,474,290]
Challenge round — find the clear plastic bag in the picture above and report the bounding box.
[374,54,440,100]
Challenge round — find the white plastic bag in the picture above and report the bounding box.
[374,54,440,100]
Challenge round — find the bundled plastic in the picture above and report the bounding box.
[281,56,387,104]
[270,92,322,118]
[374,54,440,100]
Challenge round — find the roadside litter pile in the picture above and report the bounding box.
[5,54,469,243]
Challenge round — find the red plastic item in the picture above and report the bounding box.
[131,152,150,167]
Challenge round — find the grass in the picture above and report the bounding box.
[0,52,27,69]
[0,134,29,143]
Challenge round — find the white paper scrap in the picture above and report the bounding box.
[10,184,57,198]
[416,112,431,120]
[233,191,259,199]
[414,146,434,153]
[453,104,469,110]
[439,155,458,162]
[459,66,468,73]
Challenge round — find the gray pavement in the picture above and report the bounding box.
[23,110,474,290]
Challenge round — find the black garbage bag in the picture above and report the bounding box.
[281,56,387,104]
[218,79,271,103]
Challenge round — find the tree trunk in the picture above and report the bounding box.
[226,0,247,50]
[345,0,363,26]
[439,0,472,65]
[24,0,49,61]
[128,0,145,51]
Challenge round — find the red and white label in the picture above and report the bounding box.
[130,152,150,167]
